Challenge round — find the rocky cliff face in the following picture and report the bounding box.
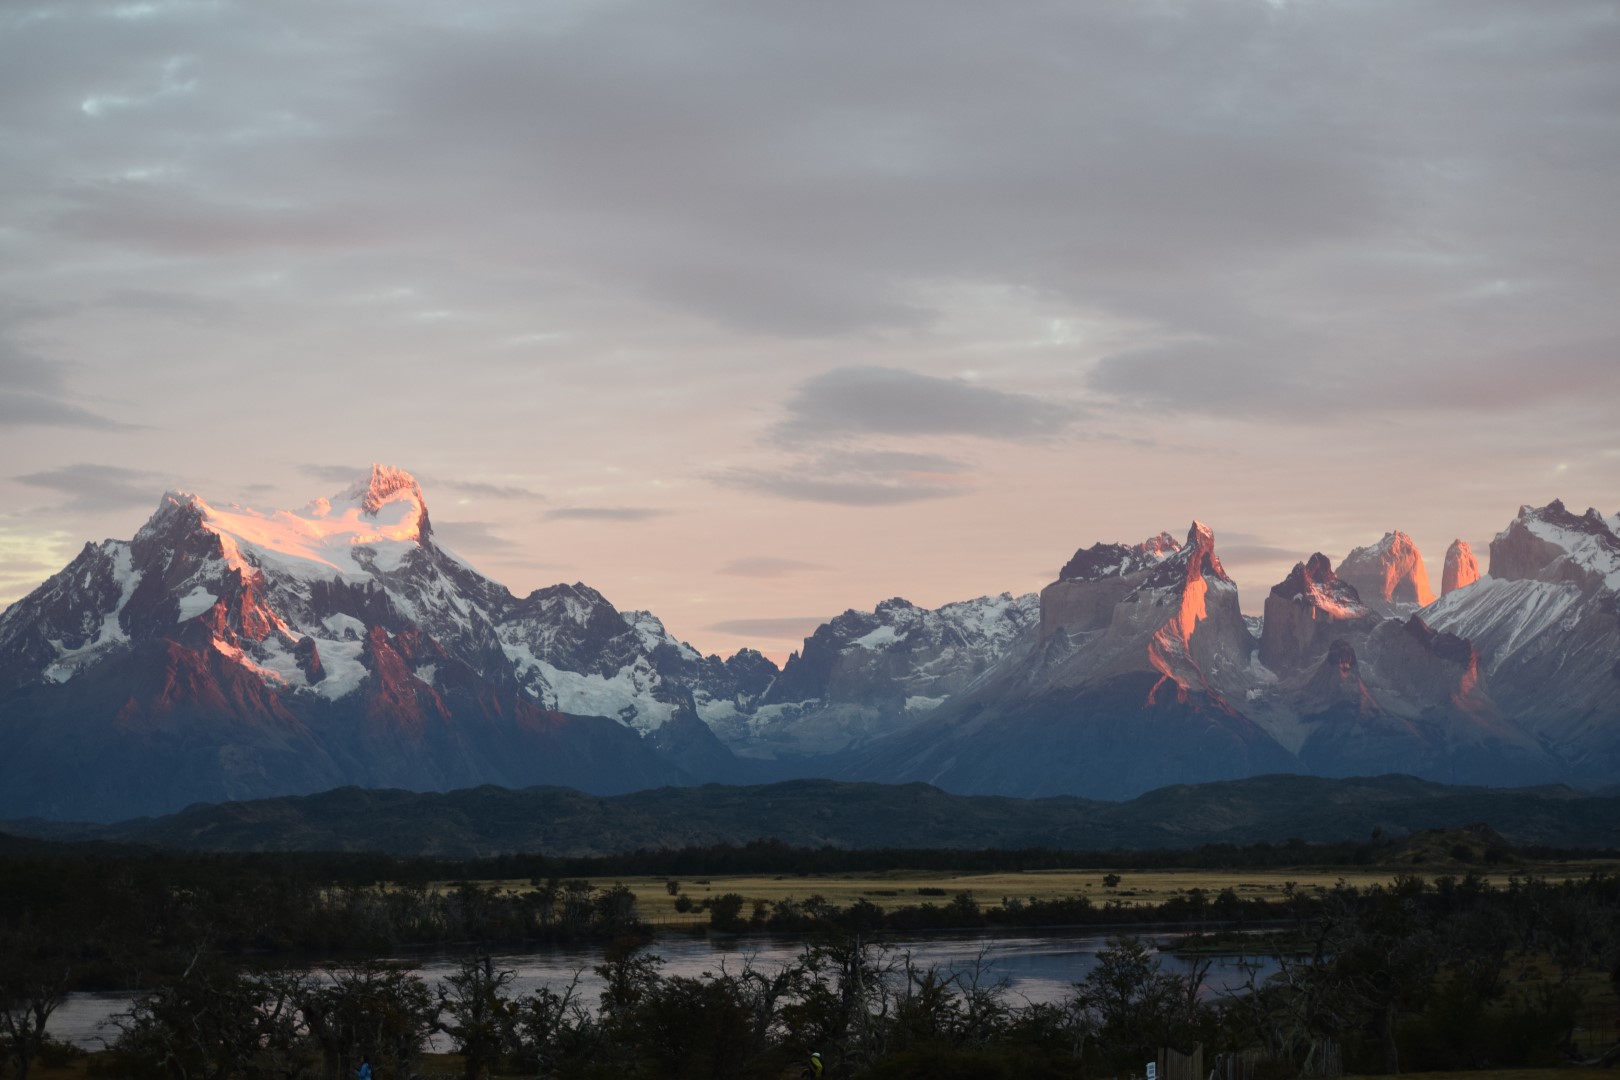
[1257,554,1375,675]
[1040,533,1181,641]
[847,522,1289,799]
[1292,617,1548,784]
[1037,523,1254,696]
[1335,531,1436,616]
[1442,540,1480,595]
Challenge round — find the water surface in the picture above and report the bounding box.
[51,929,1279,1051]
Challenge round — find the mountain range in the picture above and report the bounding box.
[1,466,1615,821]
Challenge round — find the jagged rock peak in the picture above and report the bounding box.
[1335,530,1434,613]
[139,491,210,539]
[1057,530,1180,582]
[1131,521,1234,592]
[1138,531,1182,558]
[1256,553,1373,675]
[1270,553,1369,616]
[1442,539,1480,595]
[1513,498,1619,540]
[1173,520,1233,585]
[345,464,427,517]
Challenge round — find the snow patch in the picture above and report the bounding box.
[248,635,308,691]
[312,638,369,699]
[536,657,677,733]
[853,624,903,649]
[177,586,217,621]
[321,613,368,640]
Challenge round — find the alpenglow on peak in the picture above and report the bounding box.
[345,464,428,519]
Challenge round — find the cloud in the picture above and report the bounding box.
[718,448,971,507]
[0,392,132,430]
[51,184,375,257]
[437,477,544,500]
[773,366,1077,444]
[704,616,832,641]
[717,556,829,578]
[543,506,668,522]
[98,288,235,325]
[0,335,130,431]
[0,335,58,393]
[432,520,520,553]
[13,463,166,512]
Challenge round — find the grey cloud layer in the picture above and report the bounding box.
[717,448,970,507]
[431,520,519,553]
[0,333,126,430]
[14,463,167,513]
[4,0,1617,420]
[772,367,1076,443]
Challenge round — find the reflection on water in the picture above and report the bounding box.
[51,930,1281,1051]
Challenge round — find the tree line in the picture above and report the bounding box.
[3,865,1618,1078]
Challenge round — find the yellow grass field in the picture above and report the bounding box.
[459,860,1620,928]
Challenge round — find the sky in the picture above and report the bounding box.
[2,0,1617,665]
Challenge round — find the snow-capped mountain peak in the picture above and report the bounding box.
[1492,499,1620,592]
[146,466,434,584]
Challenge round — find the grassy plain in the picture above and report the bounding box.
[462,859,1620,927]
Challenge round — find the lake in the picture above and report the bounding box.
[50,929,1279,1051]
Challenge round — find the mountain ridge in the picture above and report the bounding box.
[4,773,1615,858]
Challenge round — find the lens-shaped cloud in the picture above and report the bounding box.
[14,463,168,512]
[718,448,971,507]
[773,366,1077,444]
